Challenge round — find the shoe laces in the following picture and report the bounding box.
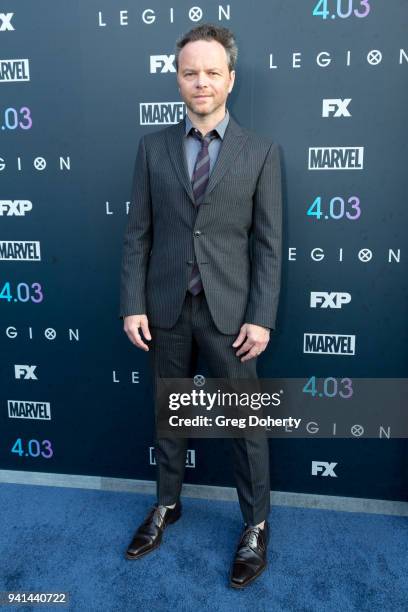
[146,504,168,528]
[240,525,264,551]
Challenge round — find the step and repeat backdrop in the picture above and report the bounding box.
[1,1,407,501]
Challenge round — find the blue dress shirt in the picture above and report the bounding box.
[183,109,230,180]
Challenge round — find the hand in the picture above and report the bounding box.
[123,314,152,351]
[232,323,270,362]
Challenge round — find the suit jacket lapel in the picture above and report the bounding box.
[165,113,248,205]
[204,115,247,199]
[166,117,195,203]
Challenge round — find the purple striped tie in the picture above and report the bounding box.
[188,128,219,296]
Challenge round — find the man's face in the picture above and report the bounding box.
[177,39,235,118]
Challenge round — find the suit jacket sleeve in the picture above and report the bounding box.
[118,136,152,319]
[244,142,283,331]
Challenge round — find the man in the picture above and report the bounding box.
[119,23,282,588]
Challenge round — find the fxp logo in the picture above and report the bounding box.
[310,292,351,309]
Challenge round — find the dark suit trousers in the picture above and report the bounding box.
[148,290,271,525]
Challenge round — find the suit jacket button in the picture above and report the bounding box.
[194,230,201,237]
[187,260,193,265]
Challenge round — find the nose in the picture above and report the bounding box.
[195,71,209,88]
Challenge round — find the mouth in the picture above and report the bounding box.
[194,95,211,100]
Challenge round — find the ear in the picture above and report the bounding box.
[228,70,236,93]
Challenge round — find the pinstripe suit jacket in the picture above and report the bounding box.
[119,114,282,335]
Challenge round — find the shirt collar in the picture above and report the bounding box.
[184,108,230,140]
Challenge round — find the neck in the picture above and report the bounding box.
[187,106,227,135]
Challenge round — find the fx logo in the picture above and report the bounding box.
[0,200,33,216]
[14,365,38,380]
[322,98,351,117]
[311,461,338,477]
[310,292,352,309]
[150,54,176,74]
[0,13,14,31]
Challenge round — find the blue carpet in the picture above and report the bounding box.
[0,482,407,611]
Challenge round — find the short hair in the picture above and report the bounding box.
[175,23,238,72]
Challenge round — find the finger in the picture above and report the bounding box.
[240,346,261,362]
[140,319,152,341]
[232,329,246,347]
[130,328,149,351]
[235,340,255,357]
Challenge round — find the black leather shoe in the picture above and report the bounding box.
[230,521,269,588]
[125,501,182,560]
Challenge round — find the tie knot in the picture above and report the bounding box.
[191,127,219,147]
